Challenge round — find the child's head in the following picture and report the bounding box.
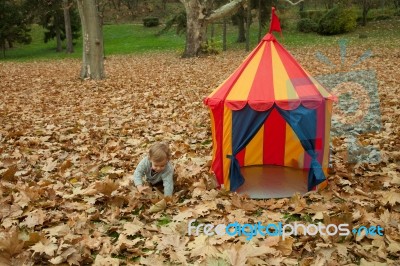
[149,142,171,172]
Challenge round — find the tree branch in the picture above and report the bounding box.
[282,0,305,5]
[206,0,246,23]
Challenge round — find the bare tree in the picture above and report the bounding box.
[76,0,105,80]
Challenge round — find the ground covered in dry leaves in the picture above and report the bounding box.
[0,44,400,265]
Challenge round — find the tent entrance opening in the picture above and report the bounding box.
[236,165,308,199]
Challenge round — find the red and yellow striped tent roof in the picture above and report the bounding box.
[204,33,336,111]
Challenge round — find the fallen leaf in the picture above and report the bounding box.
[359,258,387,266]
[380,190,400,206]
[0,228,24,256]
[123,219,144,236]
[31,240,58,257]
[42,158,57,172]
[149,198,166,213]
[93,254,119,266]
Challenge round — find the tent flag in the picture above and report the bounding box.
[269,7,282,34]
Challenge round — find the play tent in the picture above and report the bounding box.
[204,32,336,198]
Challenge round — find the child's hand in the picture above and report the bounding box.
[137,185,150,193]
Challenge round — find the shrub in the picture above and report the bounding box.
[297,18,318,33]
[200,40,219,55]
[156,12,186,36]
[143,17,159,27]
[279,16,289,30]
[317,6,357,35]
[299,10,327,22]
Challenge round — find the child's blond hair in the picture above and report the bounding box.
[149,142,171,162]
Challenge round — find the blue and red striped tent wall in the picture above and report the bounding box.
[204,33,335,192]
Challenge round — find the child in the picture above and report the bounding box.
[132,142,174,196]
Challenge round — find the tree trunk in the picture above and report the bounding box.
[395,0,400,9]
[237,6,246,43]
[258,0,261,42]
[55,26,63,52]
[223,18,227,51]
[63,0,74,53]
[76,0,105,80]
[182,0,207,57]
[299,1,304,11]
[362,1,368,26]
[246,5,251,51]
[2,39,5,58]
[180,0,244,57]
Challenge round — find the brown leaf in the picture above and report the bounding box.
[277,237,294,256]
[1,165,18,182]
[31,240,58,257]
[380,190,400,206]
[387,237,400,255]
[261,236,280,247]
[93,255,119,266]
[359,258,387,266]
[225,243,248,266]
[60,159,72,173]
[148,198,166,213]
[289,193,307,213]
[42,158,57,172]
[188,235,219,258]
[140,254,165,266]
[0,228,24,256]
[20,209,45,228]
[123,219,144,236]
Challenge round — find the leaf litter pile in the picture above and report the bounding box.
[0,45,400,265]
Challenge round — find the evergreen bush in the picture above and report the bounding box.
[297,18,318,33]
[299,10,327,22]
[317,6,357,35]
[143,17,159,27]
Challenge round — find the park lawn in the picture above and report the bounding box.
[0,23,187,61]
[1,18,399,61]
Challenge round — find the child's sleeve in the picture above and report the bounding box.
[162,164,174,196]
[132,157,148,186]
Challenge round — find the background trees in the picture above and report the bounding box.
[1,0,399,74]
[0,0,32,57]
[25,0,80,52]
[63,0,75,53]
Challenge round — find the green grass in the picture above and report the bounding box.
[103,24,184,55]
[0,25,82,61]
[1,17,399,61]
[0,23,186,61]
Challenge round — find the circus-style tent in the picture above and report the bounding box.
[204,11,336,198]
